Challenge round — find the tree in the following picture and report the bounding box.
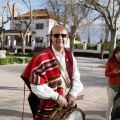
[0,1,9,49]
[83,0,120,59]
[47,0,89,53]
[100,38,103,44]
[84,19,92,43]
[75,33,81,42]
[100,24,109,59]
[8,0,36,54]
[68,0,90,53]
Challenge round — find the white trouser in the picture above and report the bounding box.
[106,86,117,119]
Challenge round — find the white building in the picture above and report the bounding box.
[4,4,69,52]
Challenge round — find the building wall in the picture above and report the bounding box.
[7,17,70,51]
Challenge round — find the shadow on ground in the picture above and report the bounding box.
[84,110,106,120]
[0,109,32,118]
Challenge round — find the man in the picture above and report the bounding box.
[21,25,83,120]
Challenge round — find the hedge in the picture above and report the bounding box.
[0,57,31,65]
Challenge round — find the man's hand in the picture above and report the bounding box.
[56,95,68,107]
[66,94,76,105]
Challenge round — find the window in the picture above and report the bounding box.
[15,35,22,45]
[39,23,44,29]
[36,23,44,29]
[17,36,22,42]
[15,23,21,28]
[36,23,39,29]
[35,37,43,43]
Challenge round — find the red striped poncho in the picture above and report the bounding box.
[21,46,73,120]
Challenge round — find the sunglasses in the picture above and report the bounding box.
[52,34,67,38]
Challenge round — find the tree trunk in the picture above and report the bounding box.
[0,32,4,49]
[22,37,25,54]
[100,29,109,59]
[69,25,77,53]
[88,29,90,43]
[69,34,75,54]
[109,30,116,59]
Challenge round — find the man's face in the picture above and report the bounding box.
[50,25,68,51]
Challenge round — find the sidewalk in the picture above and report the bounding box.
[76,57,108,120]
[0,57,108,120]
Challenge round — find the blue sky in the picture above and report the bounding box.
[1,0,47,29]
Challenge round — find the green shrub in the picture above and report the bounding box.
[24,57,31,63]
[116,42,120,47]
[27,52,35,57]
[13,53,25,56]
[0,58,8,65]
[74,43,83,49]
[9,58,16,64]
[105,43,110,50]
[13,52,35,57]
[6,52,11,56]
[87,43,97,50]
[0,57,31,65]
[92,45,97,50]
[87,43,92,49]
[17,58,25,63]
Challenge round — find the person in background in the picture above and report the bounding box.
[105,46,120,120]
[21,25,83,120]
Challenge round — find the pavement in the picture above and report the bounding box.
[0,57,108,120]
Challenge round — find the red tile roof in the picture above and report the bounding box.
[13,9,61,20]
[5,29,36,34]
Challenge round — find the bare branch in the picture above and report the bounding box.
[0,0,10,49]
[8,0,36,53]
[23,0,30,10]
[83,0,120,58]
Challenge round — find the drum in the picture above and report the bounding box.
[49,105,85,120]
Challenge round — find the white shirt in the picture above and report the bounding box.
[31,46,83,100]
